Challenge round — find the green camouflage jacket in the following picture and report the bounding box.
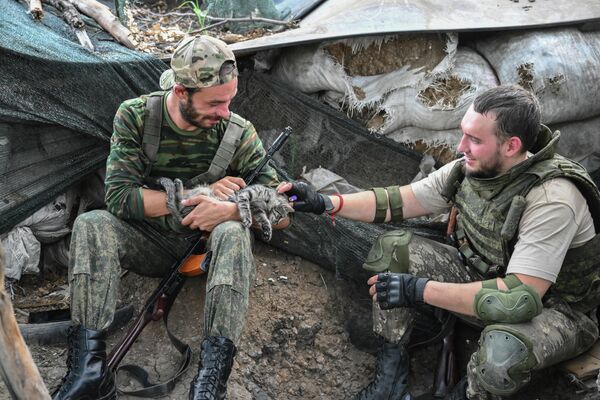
[105,92,279,232]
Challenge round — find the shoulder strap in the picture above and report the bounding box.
[142,93,164,179]
[440,160,465,203]
[186,113,246,186]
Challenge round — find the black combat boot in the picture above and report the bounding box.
[355,341,414,400]
[52,325,116,400]
[189,336,237,400]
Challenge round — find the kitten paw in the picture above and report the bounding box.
[261,224,272,241]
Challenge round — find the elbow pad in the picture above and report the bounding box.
[474,275,543,324]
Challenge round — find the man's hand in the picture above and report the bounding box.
[368,272,430,309]
[277,181,331,214]
[181,195,239,231]
[210,176,246,200]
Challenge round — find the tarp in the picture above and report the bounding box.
[0,0,166,234]
[230,0,600,55]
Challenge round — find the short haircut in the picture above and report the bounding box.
[473,85,541,153]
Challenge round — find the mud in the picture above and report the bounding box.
[325,35,448,77]
[0,241,598,399]
[418,75,473,109]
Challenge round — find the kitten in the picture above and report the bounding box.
[158,178,293,241]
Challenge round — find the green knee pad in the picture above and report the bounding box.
[363,230,412,273]
[474,326,538,396]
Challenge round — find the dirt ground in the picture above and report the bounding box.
[0,241,599,399]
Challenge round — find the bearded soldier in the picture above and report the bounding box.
[279,85,600,400]
[53,36,289,400]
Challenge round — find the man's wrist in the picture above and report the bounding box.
[322,195,334,213]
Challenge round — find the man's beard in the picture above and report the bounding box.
[179,100,219,128]
[465,152,503,179]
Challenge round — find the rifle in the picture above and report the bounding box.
[106,126,293,397]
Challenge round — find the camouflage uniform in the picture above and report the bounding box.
[70,90,278,346]
[372,129,600,399]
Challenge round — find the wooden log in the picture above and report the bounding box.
[28,0,44,20]
[68,0,135,49]
[43,0,85,29]
[0,244,51,400]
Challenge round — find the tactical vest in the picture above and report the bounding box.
[141,91,247,186]
[445,126,600,312]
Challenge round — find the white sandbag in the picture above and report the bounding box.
[272,42,350,104]
[373,47,498,132]
[473,27,600,124]
[385,126,462,149]
[1,226,41,280]
[552,116,600,162]
[16,191,76,243]
[272,33,458,110]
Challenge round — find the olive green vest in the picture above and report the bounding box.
[448,126,600,312]
[142,91,247,186]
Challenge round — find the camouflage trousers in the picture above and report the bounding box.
[69,210,255,345]
[371,232,598,399]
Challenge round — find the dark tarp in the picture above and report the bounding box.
[0,0,166,234]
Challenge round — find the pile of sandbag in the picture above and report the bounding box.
[270,27,600,171]
[1,170,105,283]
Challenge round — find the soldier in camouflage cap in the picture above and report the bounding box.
[53,35,287,400]
[280,85,600,400]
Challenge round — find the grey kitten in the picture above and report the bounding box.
[158,178,293,241]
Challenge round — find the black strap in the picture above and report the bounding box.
[115,277,192,398]
[142,94,164,180]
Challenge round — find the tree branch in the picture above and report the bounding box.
[28,0,44,20]
[0,245,51,399]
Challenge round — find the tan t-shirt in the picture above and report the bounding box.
[411,159,596,283]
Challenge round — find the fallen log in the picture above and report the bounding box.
[43,0,84,28]
[28,0,44,20]
[68,0,135,49]
[0,244,51,399]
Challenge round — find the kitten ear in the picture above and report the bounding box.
[284,203,295,213]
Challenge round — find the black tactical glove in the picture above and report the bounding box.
[287,181,332,214]
[374,272,430,309]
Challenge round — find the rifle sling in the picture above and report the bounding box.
[115,276,192,398]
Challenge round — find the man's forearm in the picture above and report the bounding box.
[422,281,483,316]
[326,186,432,223]
[142,188,170,217]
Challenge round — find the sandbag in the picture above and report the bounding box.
[272,33,458,110]
[1,227,41,280]
[552,116,600,162]
[372,47,498,132]
[15,192,77,244]
[473,27,600,124]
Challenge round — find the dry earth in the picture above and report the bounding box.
[0,241,599,399]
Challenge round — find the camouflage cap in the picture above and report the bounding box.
[159,35,237,90]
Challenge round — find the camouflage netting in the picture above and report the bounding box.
[0,0,166,235]
[232,72,446,282]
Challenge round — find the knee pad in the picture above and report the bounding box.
[473,326,538,396]
[474,275,543,323]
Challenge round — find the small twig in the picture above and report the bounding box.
[28,0,44,20]
[189,19,228,34]
[320,273,328,291]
